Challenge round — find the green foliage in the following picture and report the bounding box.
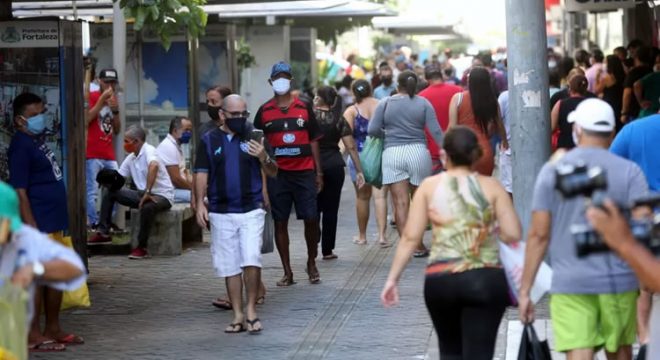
[236,38,256,70]
[114,0,208,51]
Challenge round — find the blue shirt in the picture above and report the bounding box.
[194,128,264,214]
[8,132,68,233]
[611,114,660,191]
[373,84,397,100]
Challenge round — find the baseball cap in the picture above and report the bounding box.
[99,68,118,82]
[0,181,23,233]
[567,98,615,132]
[270,61,292,79]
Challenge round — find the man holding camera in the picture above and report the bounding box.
[520,98,649,360]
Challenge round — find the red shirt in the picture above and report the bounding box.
[86,91,116,160]
[254,97,322,172]
[419,83,462,160]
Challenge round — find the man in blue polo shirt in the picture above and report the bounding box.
[373,62,396,100]
[195,94,277,334]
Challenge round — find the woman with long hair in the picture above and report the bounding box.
[595,55,626,132]
[551,74,589,149]
[343,80,390,247]
[382,126,521,360]
[368,70,443,257]
[313,86,365,259]
[448,67,508,176]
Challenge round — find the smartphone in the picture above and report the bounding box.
[250,129,264,143]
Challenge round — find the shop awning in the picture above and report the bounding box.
[371,16,460,37]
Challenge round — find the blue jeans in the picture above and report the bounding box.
[86,158,118,225]
[174,189,191,203]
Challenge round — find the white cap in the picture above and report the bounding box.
[567,98,615,132]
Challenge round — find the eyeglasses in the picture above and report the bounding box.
[221,109,250,118]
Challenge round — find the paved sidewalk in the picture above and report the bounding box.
[31,175,614,359]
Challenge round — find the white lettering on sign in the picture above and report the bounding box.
[0,21,59,48]
[565,0,635,12]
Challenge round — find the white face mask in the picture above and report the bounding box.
[272,78,291,95]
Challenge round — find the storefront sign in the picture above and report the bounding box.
[565,0,636,12]
[0,21,59,48]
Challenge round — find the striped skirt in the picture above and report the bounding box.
[382,143,432,186]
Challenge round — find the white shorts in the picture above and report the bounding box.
[382,143,432,186]
[209,209,265,277]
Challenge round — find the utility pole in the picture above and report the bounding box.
[113,0,127,229]
[505,0,551,235]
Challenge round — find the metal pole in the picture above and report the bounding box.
[505,0,551,235]
[113,1,127,228]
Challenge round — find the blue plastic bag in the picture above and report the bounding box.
[360,136,383,188]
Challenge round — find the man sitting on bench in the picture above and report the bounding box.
[88,125,174,259]
[157,116,193,203]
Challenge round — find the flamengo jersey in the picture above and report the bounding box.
[254,97,322,172]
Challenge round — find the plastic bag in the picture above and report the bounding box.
[57,237,91,310]
[0,281,28,360]
[499,241,552,305]
[518,324,552,360]
[261,210,274,254]
[359,136,383,188]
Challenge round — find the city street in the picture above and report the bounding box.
[34,176,566,360]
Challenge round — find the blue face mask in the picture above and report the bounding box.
[25,114,46,135]
[179,131,192,144]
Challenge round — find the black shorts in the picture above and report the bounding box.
[267,170,318,221]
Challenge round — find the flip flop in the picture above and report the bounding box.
[224,323,246,334]
[352,237,367,245]
[305,267,321,284]
[378,241,393,249]
[246,318,263,334]
[29,340,66,352]
[413,250,430,258]
[256,295,265,305]
[276,275,296,287]
[212,298,233,310]
[322,254,338,260]
[56,333,84,345]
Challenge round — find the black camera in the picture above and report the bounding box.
[555,163,660,257]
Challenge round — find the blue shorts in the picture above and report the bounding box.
[267,170,318,221]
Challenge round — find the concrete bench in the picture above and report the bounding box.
[129,204,202,256]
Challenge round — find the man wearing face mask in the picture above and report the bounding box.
[85,68,121,230]
[7,92,82,351]
[373,62,396,100]
[157,116,193,203]
[253,61,324,287]
[88,126,174,259]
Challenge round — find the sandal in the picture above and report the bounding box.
[256,295,265,305]
[55,333,84,345]
[378,240,393,248]
[224,322,246,334]
[352,237,367,245]
[29,340,66,352]
[413,250,430,258]
[305,267,321,284]
[322,253,338,260]
[246,318,263,334]
[276,275,296,287]
[212,298,232,310]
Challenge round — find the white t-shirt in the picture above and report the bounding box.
[156,134,185,177]
[118,143,174,203]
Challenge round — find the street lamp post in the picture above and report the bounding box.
[505,0,551,235]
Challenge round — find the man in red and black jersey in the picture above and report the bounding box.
[254,62,324,286]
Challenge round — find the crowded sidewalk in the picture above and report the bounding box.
[32,176,556,360]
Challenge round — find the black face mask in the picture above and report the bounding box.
[207,105,221,121]
[226,117,247,135]
[381,77,393,86]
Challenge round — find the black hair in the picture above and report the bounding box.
[635,46,654,65]
[613,46,627,57]
[397,70,418,98]
[480,52,493,67]
[351,79,372,103]
[378,61,390,69]
[574,49,590,66]
[443,126,483,167]
[591,49,604,63]
[548,69,561,88]
[168,116,189,134]
[583,129,612,139]
[425,66,443,81]
[416,79,429,92]
[605,55,625,85]
[341,75,353,89]
[627,39,645,51]
[206,85,232,99]
[316,85,343,122]
[559,57,575,79]
[12,92,43,118]
[467,67,498,135]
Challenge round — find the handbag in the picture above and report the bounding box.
[57,236,91,310]
[360,137,384,188]
[261,210,274,254]
[518,324,552,360]
[499,241,552,306]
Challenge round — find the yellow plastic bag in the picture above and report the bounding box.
[0,281,28,360]
[54,236,91,310]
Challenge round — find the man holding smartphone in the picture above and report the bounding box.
[194,95,277,334]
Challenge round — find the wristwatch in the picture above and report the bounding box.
[263,155,273,165]
[32,261,45,277]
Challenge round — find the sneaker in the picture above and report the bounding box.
[87,233,112,244]
[109,223,124,234]
[87,223,99,232]
[128,247,149,259]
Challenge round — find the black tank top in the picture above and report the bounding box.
[557,96,586,149]
[602,82,624,132]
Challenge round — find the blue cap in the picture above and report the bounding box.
[270,61,292,78]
